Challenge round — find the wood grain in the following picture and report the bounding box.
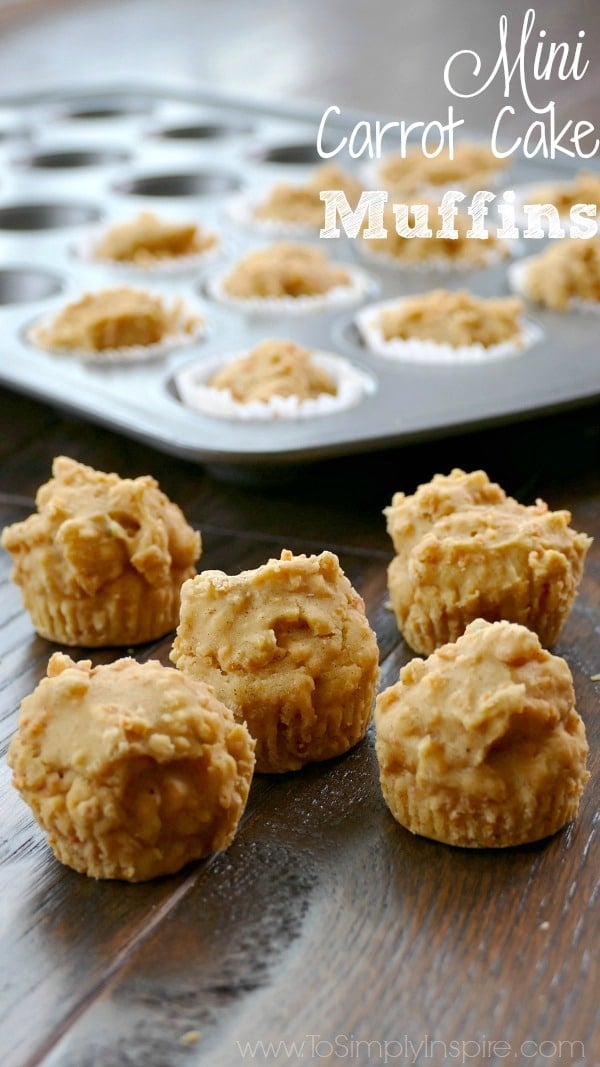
[0,387,597,1066]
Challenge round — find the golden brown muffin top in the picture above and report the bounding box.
[378,289,524,347]
[1,455,201,593]
[208,339,337,402]
[94,211,217,265]
[172,548,376,682]
[385,467,590,561]
[222,242,351,299]
[375,618,589,805]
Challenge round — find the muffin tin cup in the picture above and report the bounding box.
[26,291,206,365]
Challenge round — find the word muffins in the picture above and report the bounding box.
[385,468,591,655]
[1,456,201,647]
[7,654,255,881]
[171,549,380,773]
[375,619,589,848]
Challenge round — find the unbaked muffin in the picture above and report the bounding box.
[375,618,589,847]
[385,469,591,654]
[207,339,337,403]
[378,290,524,347]
[362,203,508,269]
[170,549,380,773]
[220,242,351,300]
[526,170,600,217]
[1,456,201,647]
[92,211,218,267]
[515,236,600,311]
[7,653,255,880]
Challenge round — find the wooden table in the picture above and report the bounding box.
[1,386,598,1067]
[0,2,599,1064]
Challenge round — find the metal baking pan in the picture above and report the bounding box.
[0,84,598,469]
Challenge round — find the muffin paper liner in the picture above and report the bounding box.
[227,190,319,236]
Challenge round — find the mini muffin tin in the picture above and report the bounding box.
[0,85,599,470]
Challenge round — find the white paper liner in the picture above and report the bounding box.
[206,262,372,315]
[227,190,318,236]
[27,294,206,364]
[174,349,375,420]
[508,257,600,315]
[355,297,543,364]
[73,224,222,276]
[355,236,512,274]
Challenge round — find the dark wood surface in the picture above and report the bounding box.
[0,2,598,1064]
[1,384,598,1067]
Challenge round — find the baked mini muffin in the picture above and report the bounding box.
[385,469,591,654]
[92,211,218,267]
[207,339,337,403]
[7,653,255,880]
[30,286,201,355]
[220,242,352,300]
[1,456,201,647]
[513,236,600,311]
[171,549,379,773]
[375,618,589,847]
[377,141,508,196]
[252,164,362,228]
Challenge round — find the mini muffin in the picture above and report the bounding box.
[377,141,508,196]
[7,653,255,880]
[513,236,600,311]
[252,164,362,228]
[375,618,589,847]
[385,469,591,654]
[1,456,201,647]
[207,339,337,403]
[170,549,379,773]
[220,242,351,300]
[30,286,201,356]
[92,211,218,267]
